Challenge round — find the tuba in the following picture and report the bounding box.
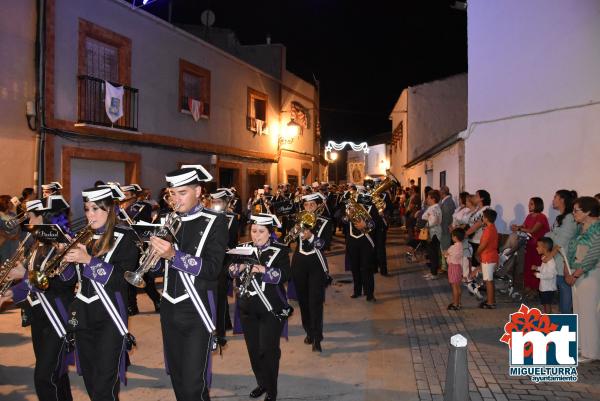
[0,233,32,296]
[370,170,400,215]
[345,193,374,234]
[124,204,182,288]
[283,211,317,245]
[30,224,95,290]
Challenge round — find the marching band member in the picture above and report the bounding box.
[229,213,292,401]
[41,181,63,198]
[63,185,140,401]
[0,196,75,401]
[119,183,160,315]
[345,188,382,302]
[150,165,228,401]
[210,187,239,347]
[291,193,333,352]
[120,184,153,223]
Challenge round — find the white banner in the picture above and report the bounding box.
[105,81,124,123]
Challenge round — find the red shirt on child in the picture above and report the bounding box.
[479,224,499,263]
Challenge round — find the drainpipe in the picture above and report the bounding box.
[34,0,47,194]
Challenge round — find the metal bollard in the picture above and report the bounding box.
[444,334,468,401]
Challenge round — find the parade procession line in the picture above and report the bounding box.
[2,227,600,400]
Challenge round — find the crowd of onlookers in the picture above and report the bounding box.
[397,181,600,362]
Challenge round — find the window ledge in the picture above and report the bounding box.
[74,123,140,134]
[180,109,209,119]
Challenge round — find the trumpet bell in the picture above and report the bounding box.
[124,270,147,288]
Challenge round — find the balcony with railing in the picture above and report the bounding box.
[77,75,139,131]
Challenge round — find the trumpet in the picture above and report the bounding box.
[125,204,182,288]
[5,212,27,230]
[0,233,32,296]
[30,224,95,290]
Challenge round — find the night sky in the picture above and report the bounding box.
[145,0,467,142]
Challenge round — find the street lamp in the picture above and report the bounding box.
[328,151,339,184]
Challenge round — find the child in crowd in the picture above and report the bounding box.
[471,208,499,309]
[533,237,557,313]
[444,228,466,310]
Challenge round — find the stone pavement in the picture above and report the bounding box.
[1,227,599,400]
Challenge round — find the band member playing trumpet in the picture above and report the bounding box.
[118,183,161,315]
[63,185,140,401]
[150,165,228,401]
[229,213,291,401]
[210,188,239,347]
[291,193,333,352]
[0,196,76,401]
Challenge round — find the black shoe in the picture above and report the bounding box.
[312,341,322,352]
[249,386,266,398]
[304,336,313,345]
[479,302,497,309]
[264,395,275,401]
[216,337,228,347]
[350,293,361,298]
[366,296,376,302]
[127,306,139,316]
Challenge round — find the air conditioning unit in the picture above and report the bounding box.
[425,160,433,172]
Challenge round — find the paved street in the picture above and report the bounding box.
[1,227,600,400]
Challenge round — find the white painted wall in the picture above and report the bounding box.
[401,142,461,202]
[366,144,389,176]
[466,0,600,232]
[407,74,467,162]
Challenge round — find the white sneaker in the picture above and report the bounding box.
[426,275,439,280]
[423,273,433,278]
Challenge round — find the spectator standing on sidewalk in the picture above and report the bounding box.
[422,190,442,281]
[565,196,600,362]
[465,190,492,269]
[474,208,499,309]
[533,237,557,314]
[511,197,550,298]
[545,190,578,313]
[445,227,466,310]
[439,186,456,271]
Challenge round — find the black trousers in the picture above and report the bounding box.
[31,309,72,401]
[240,301,284,399]
[347,236,375,297]
[161,299,213,401]
[216,271,232,338]
[375,227,388,274]
[427,235,441,276]
[469,242,480,268]
[292,252,326,342]
[76,315,123,401]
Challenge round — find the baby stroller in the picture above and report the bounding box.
[405,214,427,264]
[466,231,531,302]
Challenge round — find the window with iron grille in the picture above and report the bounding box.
[179,59,211,117]
[247,88,268,135]
[85,37,119,82]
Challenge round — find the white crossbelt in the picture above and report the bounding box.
[90,281,129,336]
[251,278,274,312]
[178,271,216,333]
[38,293,67,338]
